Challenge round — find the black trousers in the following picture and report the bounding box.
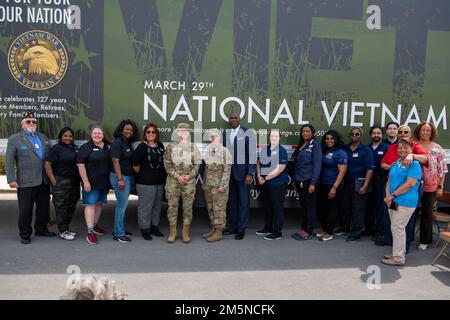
[365,176,387,236]
[317,184,343,235]
[17,184,50,238]
[52,176,80,233]
[227,177,250,233]
[261,183,286,234]
[339,179,368,238]
[296,180,317,235]
[419,191,436,245]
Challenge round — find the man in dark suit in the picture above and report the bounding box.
[223,112,256,240]
[5,111,56,244]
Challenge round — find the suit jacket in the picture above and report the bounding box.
[223,126,256,181]
[5,131,50,188]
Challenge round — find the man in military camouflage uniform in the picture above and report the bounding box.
[203,129,232,242]
[163,123,201,243]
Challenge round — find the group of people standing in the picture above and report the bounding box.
[284,121,447,266]
[5,111,448,266]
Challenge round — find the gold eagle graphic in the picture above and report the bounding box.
[23,45,59,79]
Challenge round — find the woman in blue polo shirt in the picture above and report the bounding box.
[77,126,111,245]
[317,130,347,241]
[291,124,322,241]
[382,138,421,266]
[256,129,289,240]
[337,127,374,242]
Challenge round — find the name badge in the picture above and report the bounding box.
[271,151,278,156]
[352,153,358,157]
[126,148,131,152]
[326,153,333,159]
[35,144,40,149]
[378,151,384,155]
[93,148,100,152]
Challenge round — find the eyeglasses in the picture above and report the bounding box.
[350,132,360,136]
[25,120,37,125]
[398,131,409,134]
[146,130,156,134]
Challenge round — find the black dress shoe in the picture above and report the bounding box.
[235,232,245,240]
[21,238,31,244]
[35,230,57,237]
[140,229,153,240]
[223,228,237,235]
[149,226,164,237]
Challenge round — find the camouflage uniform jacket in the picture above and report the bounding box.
[164,142,201,180]
[203,144,232,189]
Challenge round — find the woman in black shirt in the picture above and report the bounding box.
[110,120,138,243]
[77,126,111,245]
[132,123,167,240]
[44,127,80,241]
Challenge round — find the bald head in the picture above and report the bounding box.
[228,111,240,129]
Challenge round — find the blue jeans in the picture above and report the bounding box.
[110,173,133,237]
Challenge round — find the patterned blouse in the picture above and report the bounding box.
[422,142,448,192]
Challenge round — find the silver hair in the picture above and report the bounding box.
[60,276,127,300]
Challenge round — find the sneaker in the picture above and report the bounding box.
[113,235,131,243]
[383,254,393,259]
[59,230,76,241]
[316,231,327,237]
[86,233,98,245]
[417,244,428,251]
[125,231,133,237]
[334,228,350,236]
[67,230,77,237]
[264,233,282,240]
[294,233,314,241]
[291,229,306,239]
[256,228,272,236]
[382,257,405,266]
[346,235,360,242]
[93,225,105,235]
[319,233,333,241]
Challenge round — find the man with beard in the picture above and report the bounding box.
[365,125,390,241]
[5,111,55,244]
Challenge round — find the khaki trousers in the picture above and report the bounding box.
[389,205,415,263]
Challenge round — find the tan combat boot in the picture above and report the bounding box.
[207,225,223,242]
[182,224,191,243]
[202,225,216,239]
[167,224,177,243]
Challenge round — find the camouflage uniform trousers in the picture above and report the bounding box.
[204,186,228,228]
[165,177,196,225]
[52,176,80,233]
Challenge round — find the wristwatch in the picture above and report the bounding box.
[392,191,398,197]
[438,185,443,189]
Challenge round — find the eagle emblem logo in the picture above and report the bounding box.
[8,30,68,91]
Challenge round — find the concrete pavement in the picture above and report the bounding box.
[0,193,449,300]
